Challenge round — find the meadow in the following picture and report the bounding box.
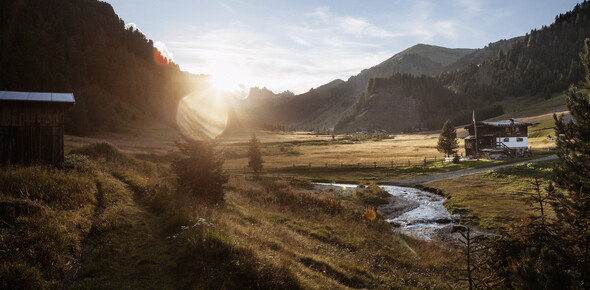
[1,143,465,288]
[1,103,564,288]
[425,160,556,232]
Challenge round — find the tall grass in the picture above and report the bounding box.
[0,161,99,287]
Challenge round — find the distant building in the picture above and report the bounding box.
[0,91,75,165]
[463,118,532,159]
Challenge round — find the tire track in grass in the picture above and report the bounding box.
[61,180,105,289]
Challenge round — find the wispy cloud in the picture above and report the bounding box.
[168,25,391,94]
[305,7,397,38]
[109,0,581,95]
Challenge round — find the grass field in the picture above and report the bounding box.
[264,152,553,184]
[63,98,565,173]
[425,160,556,233]
[1,144,467,288]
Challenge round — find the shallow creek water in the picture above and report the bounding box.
[315,183,458,241]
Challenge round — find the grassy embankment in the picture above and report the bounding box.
[425,159,556,233]
[1,142,465,289]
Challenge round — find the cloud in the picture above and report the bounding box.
[163,3,484,95]
[167,27,391,94]
[305,7,396,38]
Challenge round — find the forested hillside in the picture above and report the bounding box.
[0,0,192,135]
[245,44,476,131]
[440,1,590,103]
[334,73,503,132]
[335,1,590,132]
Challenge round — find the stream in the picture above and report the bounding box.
[315,183,459,241]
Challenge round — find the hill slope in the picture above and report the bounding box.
[0,0,193,135]
[332,1,590,132]
[246,44,476,130]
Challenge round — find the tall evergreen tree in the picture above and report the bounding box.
[248,134,264,173]
[172,136,228,206]
[437,120,459,157]
[550,38,590,288]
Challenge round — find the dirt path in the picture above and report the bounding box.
[385,155,558,186]
[61,180,105,289]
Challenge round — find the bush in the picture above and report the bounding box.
[353,182,390,207]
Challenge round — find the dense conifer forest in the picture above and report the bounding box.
[0,0,193,135]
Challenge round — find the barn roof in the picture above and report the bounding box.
[0,91,75,103]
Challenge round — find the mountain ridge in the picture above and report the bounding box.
[246,1,590,133]
[245,43,477,131]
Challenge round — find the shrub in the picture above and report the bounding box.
[353,182,390,207]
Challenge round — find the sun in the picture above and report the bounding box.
[210,73,236,91]
[208,68,247,96]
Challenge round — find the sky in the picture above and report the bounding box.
[105,0,582,96]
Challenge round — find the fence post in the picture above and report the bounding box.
[325,163,328,168]
[357,162,360,168]
[434,156,436,162]
[424,157,427,166]
[374,162,377,168]
[408,160,410,166]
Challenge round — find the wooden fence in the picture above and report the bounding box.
[225,156,446,173]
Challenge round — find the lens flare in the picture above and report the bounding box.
[176,90,229,140]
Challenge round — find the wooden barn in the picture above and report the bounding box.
[463,118,532,159]
[0,91,75,165]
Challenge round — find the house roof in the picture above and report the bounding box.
[480,121,532,127]
[464,120,532,129]
[0,91,75,103]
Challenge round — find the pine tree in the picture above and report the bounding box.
[437,119,459,157]
[172,136,228,206]
[248,133,264,173]
[550,38,590,288]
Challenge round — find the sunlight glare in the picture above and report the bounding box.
[176,89,229,141]
[208,66,249,98]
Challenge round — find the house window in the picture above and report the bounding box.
[505,127,510,133]
[503,138,509,142]
[516,137,523,142]
[515,127,520,132]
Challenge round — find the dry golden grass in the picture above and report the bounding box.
[63,108,563,172]
[208,176,464,288]
[222,133,457,169]
[425,160,555,232]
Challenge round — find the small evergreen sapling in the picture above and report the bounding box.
[437,119,459,157]
[247,134,264,173]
